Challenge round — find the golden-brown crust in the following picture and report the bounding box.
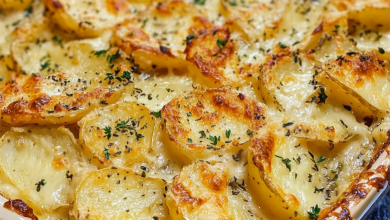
[171,183,204,207]
[0,74,118,125]
[162,87,267,160]
[324,52,387,87]
[3,199,38,220]
[184,17,235,84]
[252,135,275,173]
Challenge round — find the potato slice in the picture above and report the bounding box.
[260,51,363,143]
[347,1,390,60]
[0,74,122,125]
[166,161,232,220]
[298,11,354,62]
[318,52,390,115]
[78,101,155,168]
[161,87,267,162]
[2,16,134,125]
[220,0,289,40]
[74,168,169,220]
[0,126,88,219]
[0,0,34,11]
[43,0,133,38]
[248,124,374,219]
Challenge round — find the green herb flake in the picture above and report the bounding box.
[199,130,207,138]
[103,126,112,140]
[378,47,385,54]
[278,42,287,49]
[275,155,291,171]
[103,148,111,159]
[188,138,193,143]
[282,122,294,127]
[209,135,220,146]
[216,39,227,50]
[35,179,47,192]
[226,129,231,139]
[317,156,326,163]
[340,119,348,128]
[150,110,161,118]
[308,204,320,219]
[187,112,192,117]
[94,49,109,57]
[40,60,50,71]
[194,0,206,5]
[317,88,328,104]
[107,49,120,63]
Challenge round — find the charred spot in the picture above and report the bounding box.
[52,0,64,9]
[3,199,38,220]
[238,93,245,100]
[213,94,225,106]
[312,22,323,35]
[363,116,374,127]
[31,95,51,110]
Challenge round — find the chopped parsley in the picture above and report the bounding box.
[332,174,339,181]
[275,155,291,171]
[150,110,161,118]
[216,39,227,50]
[103,126,112,140]
[187,112,192,117]
[194,0,206,5]
[186,33,197,42]
[188,138,193,143]
[35,179,47,192]
[229,0,237,6]
[121,70,132,81]
[199,130,207,138]
[40,60,50,71]
[52,36,63,45]
[314,187,324,193]
[246,130,253,136]
[308,204,320,219]
[317,88,328,104]
[278,42,287,49]
[317,156,326,163]
[107,49,120,63]
[378,47,385,54]
[209,135,220,146]
[103,148,110,159]
[136,133,144,141]
[283,122,294,127]
[226,129,231,139]
[94,49,109,57]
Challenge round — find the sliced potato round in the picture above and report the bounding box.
[78,101,155,168]
[74,168,169,220]
[0,74,122,125]
[0,0,34,11]
[248,124,374,219]
[260,50,365,143]
[0,126,88,219]
[43,0,133,38]
[319,52,390,115]
[166,161,232,220]
[161,87,267,162]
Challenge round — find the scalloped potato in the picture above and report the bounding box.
[78,101,155,168]
[74,168,169,220]
[161,87,267,162]
[0,126,89,219]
